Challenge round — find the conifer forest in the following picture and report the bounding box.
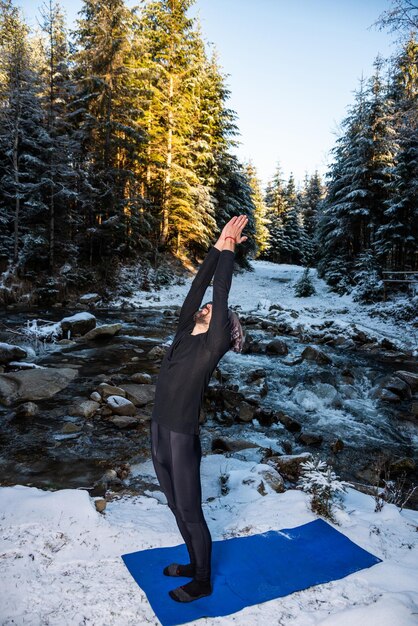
[0,0,417,305]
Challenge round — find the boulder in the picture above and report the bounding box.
[265,339,288,355]
[130,372,152,384]
[258,468,285,494]
[96,382,126,399]
[108,415,139,428]
[0,367,78,406]
[79,293,101,305]
[238,401,256,422]
[394,371,418,393]
[301,345,332,365]
[275,410,302,433]
[14,401,39,417]
[82,323,122,340]
[147,345,167,360]
[105,395,137,416]
[60,312,96,337]
[72,400,100,418]
[0,342,27,364]
[119,383,156,406]
[266,452,312,481]
[298,432,323,446]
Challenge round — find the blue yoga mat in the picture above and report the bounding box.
[121,518,382,626]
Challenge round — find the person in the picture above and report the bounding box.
[150,215,248,603]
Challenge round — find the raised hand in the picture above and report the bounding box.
[216,215,248,250]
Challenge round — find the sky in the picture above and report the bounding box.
[16,0,398,189]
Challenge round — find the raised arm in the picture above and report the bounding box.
[206,215,248,351]
[205,249,235,351]
[175,245,221,335]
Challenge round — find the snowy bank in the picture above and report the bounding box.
[1,453,417,625]
[110,259,418,355]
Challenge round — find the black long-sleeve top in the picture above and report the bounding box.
[151,246,235,435]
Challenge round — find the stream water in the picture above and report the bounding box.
[0,307,417,509]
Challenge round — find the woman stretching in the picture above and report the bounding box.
[150,215,248,602]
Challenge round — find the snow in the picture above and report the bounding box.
[110,259,418,354]
[1,258,417,623]
[1,456,417,625]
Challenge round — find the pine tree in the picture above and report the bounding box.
[0,0,49,271]
[280,173,304,264]
[264,163,287,262]
[245,161,270,258]
[72,0,145,266]
[38,0,77,271]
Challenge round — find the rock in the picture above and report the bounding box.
[238,401,256,422]
[118,383,156,406]
[94,498,107,513]
[0,367,78,406]
[96,382,127,399]
[221,388,246,410]
[252,407,275,426]
[297,432,323,446]
[211,437,259,453]
[0,342,27,364]
[14,401,39,417]
[130,372,152,384]
[79,293,101,305]
[259,468,285,493]
[106,395,137,416]
[330,438,344,453]
[266,452,312,481]
[72,400,100,418]
[147,345,167,360]
[275,410,302,433]
[383,375,412,400]
[265,339,288,355]
[60,312,96,337]
[301,345,332,365]
[412,402,418,416]
[380,388,402,402]
[379,337,399,351]
[246,369,266,384]
[394,371,418,393]
[389,457,416,475]
[82,323,122,340]
[109,415,139,428]
[62,422,81,433]
[90,391,101,402]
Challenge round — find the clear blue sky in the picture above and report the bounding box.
[17,0,397,189]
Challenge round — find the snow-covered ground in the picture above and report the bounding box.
[111,259,418,354]
[1,454,417,625]
[1,257,417,625]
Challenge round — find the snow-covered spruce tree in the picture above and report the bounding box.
[38,0,78,272]
[0,1,50,275]
[280,173,304,265]
[71,0,146,267]
[317,64,395,295]
[351,249,385,302]
[374,35,418,272]
[264,163,287,262]
[212,151,256,267]
[297,456,351,523]
[245,161,271,258]
[302,171,325,267]
[294,267,316,297]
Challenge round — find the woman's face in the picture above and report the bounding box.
[193,302,212,324]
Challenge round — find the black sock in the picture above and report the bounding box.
[163,562,196,577]
[169,577,212,603]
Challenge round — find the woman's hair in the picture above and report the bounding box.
[201,301,245,352]
[228,308,245,353]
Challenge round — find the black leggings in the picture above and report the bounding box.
[150,420,212,582]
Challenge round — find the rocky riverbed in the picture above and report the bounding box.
[0,299,417,510]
